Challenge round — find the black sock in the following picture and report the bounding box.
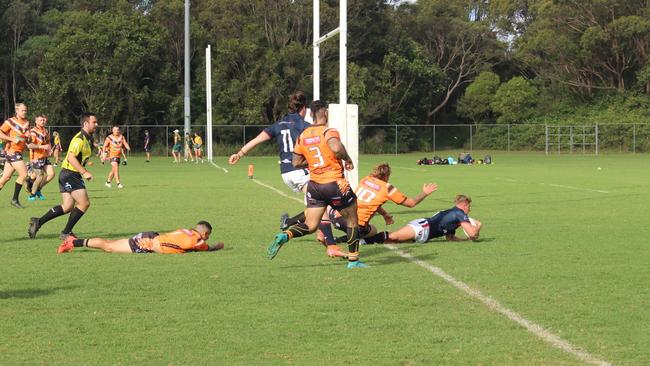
[347,226,360,261]
[286,222,310,239]
[72,238,88,247]
[335,235,348,244]
[364,231,389,244]
[318,222,336,245]
[62,207,85,234]
[12,182,22,201]
[286,212,305,226]
[39,205,65,226]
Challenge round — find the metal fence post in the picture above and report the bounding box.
[394,125,398,155]
[507,124,510,152]
[469,124,473,152]
[243,125,246,145]
[166,126,169,157]
[431,125,434,152]
[545,124,548,155]
[596,123,598,155]
[633,123,636,153]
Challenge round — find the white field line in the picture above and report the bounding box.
[541,183,609,194]
[496,178,609,194]
[384,245,611,366]
[211,163,612,366]
[209,160,229,173]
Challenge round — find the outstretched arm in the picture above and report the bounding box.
[401,183,438,208]
[229,131,271,164]
[208,243,225,251]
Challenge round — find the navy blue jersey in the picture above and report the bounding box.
[263,112,310,174]
[426,206,470,240]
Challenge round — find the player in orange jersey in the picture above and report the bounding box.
[102,125,130,188]
[267,102,367,268]
[57,221,224,254]
[318,163,438,245]
[0,103,31,208]
[25,115,56,201]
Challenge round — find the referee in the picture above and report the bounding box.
[29,112,98,239]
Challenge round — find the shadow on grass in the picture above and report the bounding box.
[0,285,79,299]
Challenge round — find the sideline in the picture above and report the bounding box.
[209,160,229,173]
[211,164,612,366]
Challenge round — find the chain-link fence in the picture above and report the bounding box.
[48,123,650,157]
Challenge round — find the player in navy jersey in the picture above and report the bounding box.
[229,91,311,191]
[362,194,482,244]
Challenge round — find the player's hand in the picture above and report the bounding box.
[344,160,354,171]
[210,242,225,251]
[82,171,93,181]
[422,183,438,195]
[228,153,241,165]
[383,214,394,225]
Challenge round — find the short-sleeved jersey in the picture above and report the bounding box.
[263,112,310,174]
[194,135,202,146]
[29,126,50,160]
[54,134,61,146]
[155,229,209,254]
[426,206,470,239]
[61,130,93,172]
[0,117,30,154]
[355,175,407,226]
[104,135,125,158]
[294,125,344,184]
[143,134,150,147]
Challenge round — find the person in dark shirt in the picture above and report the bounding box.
[143,130,151,162]
[228,91,311,193]
[362,194,482,244]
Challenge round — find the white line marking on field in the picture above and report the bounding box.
[541,183,608,194]
[214,165,613,366]
[209,161,229,173]
[384,244,612,366]
[251,179,302,203]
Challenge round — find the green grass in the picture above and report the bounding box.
[1,152,648,365]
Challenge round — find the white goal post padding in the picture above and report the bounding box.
[328,103,359,190]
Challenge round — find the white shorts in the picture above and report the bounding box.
[407,219,430,243]
[281,169,310,193]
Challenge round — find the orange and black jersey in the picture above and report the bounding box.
[294,125,344,184]
[104,135,126,158]
[356,176,407,226]
[29,126,50,160]
[1,117,29,154]
[155,229,209,254]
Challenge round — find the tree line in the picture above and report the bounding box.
[0,0,648,130]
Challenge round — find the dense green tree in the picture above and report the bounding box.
[491,76,537,124]
[457,70,500,123]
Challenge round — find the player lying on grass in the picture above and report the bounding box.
[57,221,224,254]
[361,194,482,244]
[319,163,438,247]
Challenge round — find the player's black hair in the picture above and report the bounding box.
[309,100,327,116]
[197,220,212,232]
[80,112,96,127]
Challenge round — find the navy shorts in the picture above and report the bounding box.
[306,179,356,210]
[110,157,120,164]
[128,231,159,253]
[31,158,52,170]
[6,152,23,163]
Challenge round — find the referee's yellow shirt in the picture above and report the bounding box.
[61,130,93,172]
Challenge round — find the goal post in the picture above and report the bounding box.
[313,0,359,189]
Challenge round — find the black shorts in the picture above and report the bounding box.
[110,157,120,164]
[128,231,159,253]
[306,179,356,210]
[59,169,86,193]
[6,152,23,163]
[144,147,151,153]
[31,158,52,170]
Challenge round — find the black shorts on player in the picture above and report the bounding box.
[305,180,356,210]
[128,231,159,253]
[110,157,120,164]
[5,152,23,163]
[31,158,52,170]
[58,169,86,193]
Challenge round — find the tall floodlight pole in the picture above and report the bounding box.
[313,0,320,100]
[184,0,191,135]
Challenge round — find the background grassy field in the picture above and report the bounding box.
[1,152,648,365]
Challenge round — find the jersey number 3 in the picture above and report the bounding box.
[308,146,325,167]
